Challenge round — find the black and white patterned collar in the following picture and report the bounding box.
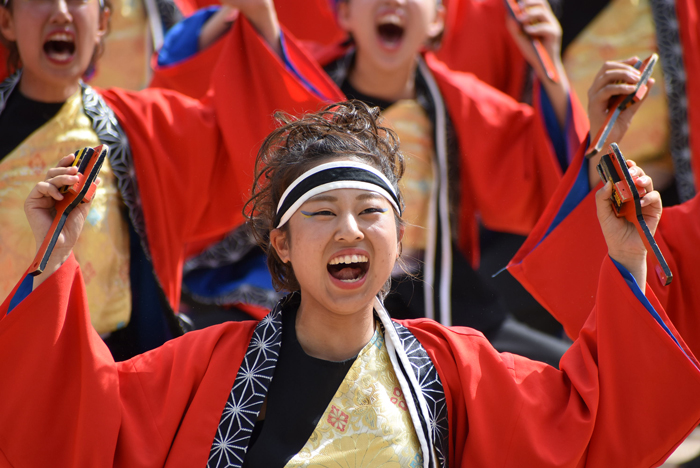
[208,294,449,468]
[0,72,21,117]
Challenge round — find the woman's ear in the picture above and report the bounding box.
[0,7,17,42]
[336,0,352,32]
[427,4,445,41]
[97,6,111,39]
[397,224,405,256]
[270,228,291,263]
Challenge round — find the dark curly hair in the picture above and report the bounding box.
[245,100,406,295]
[0,0,112,76]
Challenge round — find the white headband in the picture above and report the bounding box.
[274,161,402,228]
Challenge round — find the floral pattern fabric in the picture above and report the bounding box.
[0,82,131,335]
[286,324,423,468]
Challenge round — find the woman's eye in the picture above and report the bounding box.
[301,210,335,217]
[361,207,388,215]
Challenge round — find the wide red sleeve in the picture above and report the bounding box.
[507,142,700,356]
[148,33,227,100]
[101,16,341,309]
[0,256,255,467]
[408,256,700,467]
[149,16,343,102]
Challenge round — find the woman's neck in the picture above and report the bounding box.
[295,299,376,362]
[348,51,418,103]
[19,73,79,103]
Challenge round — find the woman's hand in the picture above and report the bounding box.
[595,161,661,292]
[198,7,239,52]
[220,0,281,55]
[506,0,562,72]
[25,154,98,286]
[587,58,655,187]
[505,0,570,127]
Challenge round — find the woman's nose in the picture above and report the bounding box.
[335,213,364,242]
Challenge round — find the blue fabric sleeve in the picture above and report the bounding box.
[156,7,331,102]
[610,257,691,360]
[158,7,221,67]
[542,155,590,241]
[539,88,568,171]
[8,275,33,314]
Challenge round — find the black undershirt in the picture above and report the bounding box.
[340,79,394,111]
[242,296,357,468]
[0,90,65,161]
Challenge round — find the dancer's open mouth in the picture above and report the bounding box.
[328,254,370,283]
[376,15,405,49]
[43,32,76,63]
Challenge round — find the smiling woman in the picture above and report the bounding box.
[0,0,111,101]
[2,100,700,467]
[246,101,405,297]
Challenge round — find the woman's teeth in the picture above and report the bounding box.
[328,254,369,282]
[340,277,363,283]
[329,254,368,265]
[44,33,75,61]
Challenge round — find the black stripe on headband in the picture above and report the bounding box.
[274,166,400,227]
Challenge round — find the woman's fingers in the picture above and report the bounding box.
[640,188,660,208]
[589,67,641,99]
[589,61,641,94]
[56,154,77,168]
[45,165,79,180]
[47,174,80,190]
[34,180,65,202]
[626,160,655,194]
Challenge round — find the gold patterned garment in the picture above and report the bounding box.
[381,100,435,258]
[90,0,151,91]
[563,0,673,182]
[0,90,131,335]
[286,324,424,468]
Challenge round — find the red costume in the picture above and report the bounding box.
[1,249,700,466]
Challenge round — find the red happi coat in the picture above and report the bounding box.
[1,252,699,467]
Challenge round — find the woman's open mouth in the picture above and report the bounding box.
[43,32,76,64]
[376,16,405,50]
[328,254,370,286]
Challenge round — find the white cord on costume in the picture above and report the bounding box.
[375,298,435,468]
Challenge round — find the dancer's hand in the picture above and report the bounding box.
[506,0,570,127]
[596,160,661,292]
[587,57,655,187]
[24,154,99,285]
[220,0,281,55]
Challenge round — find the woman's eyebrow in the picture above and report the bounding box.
[307,194,338,202]
[356,192,384,201]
